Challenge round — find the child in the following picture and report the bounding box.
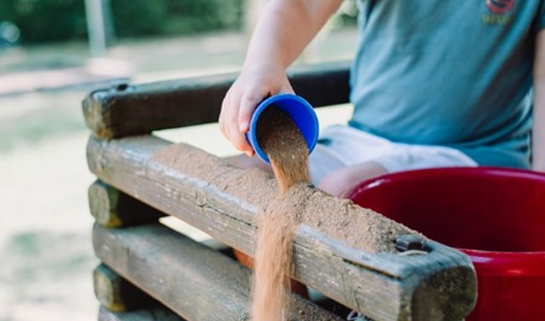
[220,0,545,197]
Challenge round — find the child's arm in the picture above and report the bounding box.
[533,30,545,172]
[219,0,344,156]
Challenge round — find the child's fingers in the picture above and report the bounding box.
[220,91,247,153]
[236,91,264,155]
[280,82,295,95]
[231,128,254,157]
[219,91,237,139]
[239,91,263,134]
[219,90,256,156]
[218,95,229,136]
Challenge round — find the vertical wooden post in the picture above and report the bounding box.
[84,0,113,57]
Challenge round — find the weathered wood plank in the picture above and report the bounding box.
[93,223,346,321]
[86,135,477,321]
[89,180,165,227]
[98,305,185,321]
[82,61,350,138]
[93,263,155,312]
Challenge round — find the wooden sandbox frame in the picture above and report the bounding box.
[83,61,477,321]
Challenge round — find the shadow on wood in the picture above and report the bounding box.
[94,223,345,321]
[87,134,476,321]
[83,62,477,321]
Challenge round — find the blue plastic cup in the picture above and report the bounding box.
[246,93,319,164]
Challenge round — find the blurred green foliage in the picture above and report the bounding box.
[0,0,87,43]
[111,0,243,38]
[0,0,244,44]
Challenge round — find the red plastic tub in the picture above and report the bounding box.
[343,167,545,321]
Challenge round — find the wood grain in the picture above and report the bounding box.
[86,135,477,321]
[98,305,185,321]
[82,61,350,138]
[93,223,346,321]
[93,263,155,312]
[89,180,165,227]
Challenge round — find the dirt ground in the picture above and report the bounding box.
[0,28,356,321]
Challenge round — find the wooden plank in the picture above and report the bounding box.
[98,305,185,321]
[89,180,165,227]
[89,180,232,253]
[82,61,350,138]
[93,223,346,321]
[93,263,156,312]
[86,135,477,321]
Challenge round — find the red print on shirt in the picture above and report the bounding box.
[486,0,515,15]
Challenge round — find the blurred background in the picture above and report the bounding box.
[0,1,358,320]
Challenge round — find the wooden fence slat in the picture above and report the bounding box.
[93,223,346,321]
[82,61,350,138]
[86,135,477,321]
[89,180,165,227]
[98,305,185,321]
[94,263,156,312]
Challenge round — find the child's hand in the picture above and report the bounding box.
[219,63,294,157]
[218,0,342,157]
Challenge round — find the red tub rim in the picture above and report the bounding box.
[344,166,545,276]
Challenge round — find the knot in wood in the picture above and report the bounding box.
[394,234,429,253]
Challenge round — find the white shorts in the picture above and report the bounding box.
[308,125,477,184]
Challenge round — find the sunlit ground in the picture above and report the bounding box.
[0,28,357,321]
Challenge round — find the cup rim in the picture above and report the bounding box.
[248,93,319,163]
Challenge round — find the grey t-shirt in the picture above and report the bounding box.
[349,0,545,168]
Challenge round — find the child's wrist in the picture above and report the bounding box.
[242,57,285,74]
